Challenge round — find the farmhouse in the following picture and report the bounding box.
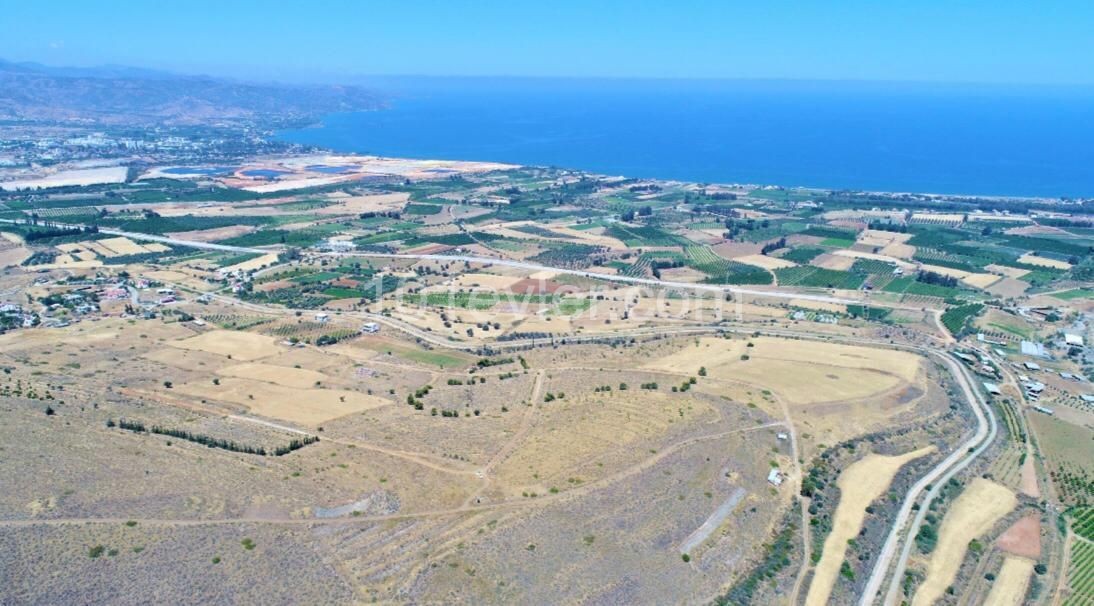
[983,382,1002,396]
[1064,333,1085,347]
[100,287,127,300]
[955,352,978,365]
[315,312,330,323]
[767,468,784,486]
[1023,381,1045,395]
[361,322,380,334]
[1024,361,1041,371]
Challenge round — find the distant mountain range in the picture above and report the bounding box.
[0,59,383,128]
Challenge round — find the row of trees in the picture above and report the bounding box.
[108,419,318,456]
[761,237,787,255]
[22,225,99,242]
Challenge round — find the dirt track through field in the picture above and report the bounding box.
[678,487,747,555]
[0,421,783,530]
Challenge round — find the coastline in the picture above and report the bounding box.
[278,102,1094,201]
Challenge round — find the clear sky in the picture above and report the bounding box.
[1,0,1092,85]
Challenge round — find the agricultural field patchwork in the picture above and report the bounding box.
[1,160,1091,605]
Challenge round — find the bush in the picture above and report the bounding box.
[915,524,938,554]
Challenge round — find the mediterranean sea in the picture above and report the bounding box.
[278,78,1094,198]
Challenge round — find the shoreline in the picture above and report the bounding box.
[277,118,1091,204]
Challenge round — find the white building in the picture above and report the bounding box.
[1024,381,1045,394]
[1064,333,1085,347]
[315,312,330,323]
[321,238,356,253]
[1020,341,1048,358]
[767,468,784,486]
[361,322,380,334]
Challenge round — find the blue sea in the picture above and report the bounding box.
[278,78,1094,198]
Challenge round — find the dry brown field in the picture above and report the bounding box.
[911,478,1017,606]
[168,330,285,361]
[996,513,1042,559]
[805,446,934,606]
[983,556,1035,606]
[1017,253,1072,269]
[735,253,797,270]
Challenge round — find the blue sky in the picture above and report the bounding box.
[1,0,1092,85]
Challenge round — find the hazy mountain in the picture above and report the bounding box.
[0,59,383,128]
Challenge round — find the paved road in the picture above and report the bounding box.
[1,218,874,306]
[6,218,995,600]
[858,351,997,606]
[108,217,993,603]
[189,286,725,353]
[330,250,866,305]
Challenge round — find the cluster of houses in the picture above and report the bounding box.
[956,350,999,378]
[1,273,201,333]
[313,311,381,334]
[30,288,103,328]
[0,302,37,330]
[964,324,1092,417]
[213,268,253,294]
